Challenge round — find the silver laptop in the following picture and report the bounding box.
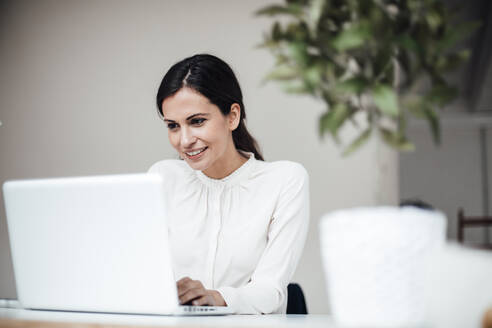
[3,173,233,316]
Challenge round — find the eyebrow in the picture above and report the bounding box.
[163,113,210,123]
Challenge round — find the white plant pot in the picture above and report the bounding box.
[320,206,446,327]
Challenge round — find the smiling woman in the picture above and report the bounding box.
[161,87,246,179]
[148,54,310,314]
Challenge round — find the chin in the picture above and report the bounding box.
[184,158,209,172]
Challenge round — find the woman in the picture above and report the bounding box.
[148,54,309,314]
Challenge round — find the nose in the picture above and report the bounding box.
[180,127,196,148]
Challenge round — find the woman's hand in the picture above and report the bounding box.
[176,277,226,306]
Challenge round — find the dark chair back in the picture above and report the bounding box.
[458,208,492,250]
[287,283,308,314]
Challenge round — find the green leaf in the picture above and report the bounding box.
[423,106,441,145]
[407,0,422,12]
[335,77,368,94]
[303,65,323,86]
[435,50,471,72]
[272,22,283,41]
[425,84,458,107]
[331,22,371,51]
[307,0,325,37]
[435,21,481,53]
[255,4,303,18]
[372,84,399,117]
[319,111,333,139]
[319,103,351,139]
[396,34,420,54]
[287,42,309,66]
[342,128,372,156]
[262,64,299,83]
[379,128,415,151]
[426,9,443,33]
[373,48,392,78]
[285,22,310,42]
[280,80,312,94]
[458,49,472,60]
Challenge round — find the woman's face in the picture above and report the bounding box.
[161,87,240,173]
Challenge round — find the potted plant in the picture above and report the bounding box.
[256,0,479,155]
[256,1,480,326]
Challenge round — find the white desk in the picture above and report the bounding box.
[0,308,338,328]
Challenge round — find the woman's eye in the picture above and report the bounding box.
[191,118,206,125]
[167,123,178,130]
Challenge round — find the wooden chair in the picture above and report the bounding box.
[457,208,492,250]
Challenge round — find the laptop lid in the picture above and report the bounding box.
[3,173,181,315]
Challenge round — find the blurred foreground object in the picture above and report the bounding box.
[424,243,492,328]
[319,206,446,327]
[257,0,480,155]
[484,307,492,328]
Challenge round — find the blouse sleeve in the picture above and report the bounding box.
[216,163,310,314]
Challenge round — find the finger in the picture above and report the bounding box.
[179,287,207,305]
[176,277,191,289]
[180,288,204,305]
[177,278,196,296]
[178,279,203,297]
[191,295,215,306]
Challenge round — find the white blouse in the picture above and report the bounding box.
[148,152,310,314]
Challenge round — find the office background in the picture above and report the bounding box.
[0,0,490,314]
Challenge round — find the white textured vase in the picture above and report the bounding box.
[320,206,446,327]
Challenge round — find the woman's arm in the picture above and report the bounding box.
[217,163,310,314]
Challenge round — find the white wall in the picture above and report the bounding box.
[0,0,398,313]
[400,117,492,242]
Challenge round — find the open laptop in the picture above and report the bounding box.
[2,173,234,316]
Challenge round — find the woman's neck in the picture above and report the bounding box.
[202,147,248,180]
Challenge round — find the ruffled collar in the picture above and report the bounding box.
[194,151,256,189]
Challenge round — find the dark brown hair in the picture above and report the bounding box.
[156,54,264,161]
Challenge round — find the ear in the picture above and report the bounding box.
[228,103,241,131]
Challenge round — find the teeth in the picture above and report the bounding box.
[186,148,206,156]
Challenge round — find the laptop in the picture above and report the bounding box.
[2,173,234,316]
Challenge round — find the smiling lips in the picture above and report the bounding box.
[184,147,208,160]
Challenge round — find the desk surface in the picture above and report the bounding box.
[0,308,337,328]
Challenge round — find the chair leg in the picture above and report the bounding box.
[458,208,464,243]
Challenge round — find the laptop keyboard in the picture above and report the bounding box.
[181,306,216,312]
